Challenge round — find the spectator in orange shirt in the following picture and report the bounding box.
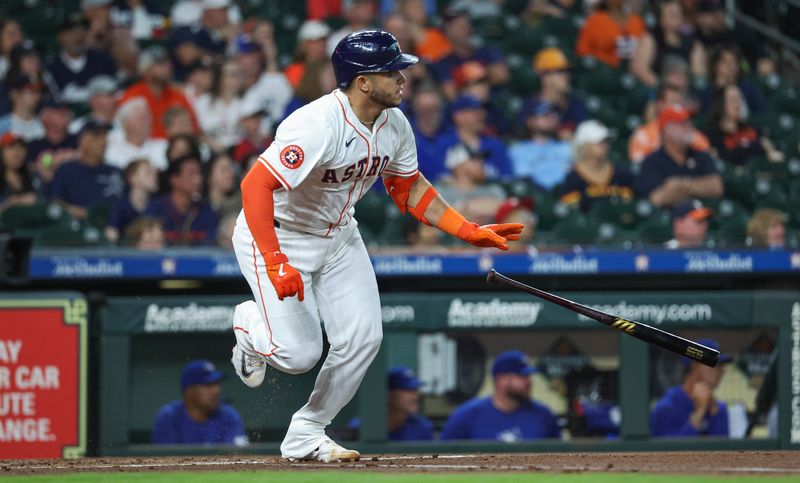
[576,0,646,68]
[629,84,709,165]
[118,46,199,139]
[284,20,331,90]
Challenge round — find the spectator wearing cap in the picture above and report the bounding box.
[576,0,646,68]
[435,143,507,226]
[106,158,158,243]
[69,75,118,135]
[441,351,561,441]
[183,58,215,107]
[432,7,509,101]
[409,86,452,181]
[558,120,634,212]
[105,0,167,41]
[26,100,79,187]
[495,198,537,251]
[0,40,47,117]
[694,0,773,76]
[665,198,712,249]
[0,75,45,141]
[699,45,765,116]
[635,104,722,208]
[704,84,781,167]
[439,95,511,182]
[152,359,247,445]
[238,20,293,135]
[284,21,331,90]
[233,104,272,167]
[193,59,245,152]
[145,155,217,245]
[747,209,786,249]
[629,83,709,165]
[509,99,572,191]
[327,0,378,57]
[169,26,209,84]
[349,366,434,441]
[629,0,707,88]
[105,97,168,171]
[520,48,587,140]
[0,133,37,212]
[171,0,242,28]
[118,46,200,139]
[452,61,508,136]
[651,339,733,437]
[45,11,117,104]
[173,0,238,60]
[50,121,122,220]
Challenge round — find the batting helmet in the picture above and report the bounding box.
[331,30,419,88]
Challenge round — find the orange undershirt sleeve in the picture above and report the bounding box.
[241,162,286,266]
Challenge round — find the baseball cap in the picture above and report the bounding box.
[8,74,44,92]
[81,0,111,8]
[59,11,89,32]
[492,350,537,377]
[496,197,535,224]
[451,95,482,113]
[235,34,261,55]
[41,99,70,111]
[202,0,230,9]
[658,104,692,129]
[298,20,331,42]
[671,199,712,221]
[533,47,570,74]
[87,75,117,97]
[698,0,724,13]
[682,338,732,366]
[181,359,226,390]
[79,119,111,137]
[441,5,469,23]
[573,120,609,148]
[138,46,169,73]
[238,102,267,120]
[453,61,488,89]
[0,133,24,148]
[520,98,558,119]
[388,366,423,390]
[11,39,37,58]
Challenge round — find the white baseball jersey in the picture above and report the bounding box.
[257,89,419,237]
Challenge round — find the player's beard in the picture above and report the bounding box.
[370,87,402,109]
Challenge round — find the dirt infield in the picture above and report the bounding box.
[2,451,800,476]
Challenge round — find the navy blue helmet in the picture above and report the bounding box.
[331,30,419,88]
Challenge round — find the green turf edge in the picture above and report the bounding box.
[4,472,800,483]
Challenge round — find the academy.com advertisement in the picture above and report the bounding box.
[0,295,86,458]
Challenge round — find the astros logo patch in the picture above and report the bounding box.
[280,145,304,169]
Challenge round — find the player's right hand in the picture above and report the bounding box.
[266,253,304,301]
[462,223,524,250]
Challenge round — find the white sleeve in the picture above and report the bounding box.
[258,109,334,190]
[382,111,419,178]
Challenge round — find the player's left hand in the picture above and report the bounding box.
[266,260,305,302]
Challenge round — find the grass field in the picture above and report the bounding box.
[5,473,800,482]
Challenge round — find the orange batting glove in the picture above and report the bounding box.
[460,223,524,250]
[265,252,304,301]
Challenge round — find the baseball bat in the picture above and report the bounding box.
[486,269,720,367]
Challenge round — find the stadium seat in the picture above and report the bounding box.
[355,190,391,237]
[635,210,672,245]
[552,213,600,245]
[587,198,639,229]
[721,167,756,209]
[703,198,748,231]
[534,193,571,231]
[0,203,71,231]
[714,218,748,246]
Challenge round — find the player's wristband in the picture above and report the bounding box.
[436,207,478,240]
[407,186,438,226]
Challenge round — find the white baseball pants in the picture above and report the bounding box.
[232,212,382,458]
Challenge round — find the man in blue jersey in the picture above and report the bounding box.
[349,366,434,441]
[651,339,733,437]
[441,350,561,441]
[152,360,247,445]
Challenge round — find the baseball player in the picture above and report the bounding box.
[230,29,523,462]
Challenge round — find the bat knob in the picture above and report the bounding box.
[486,269,496,283]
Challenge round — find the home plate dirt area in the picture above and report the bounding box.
[3,451,800,476]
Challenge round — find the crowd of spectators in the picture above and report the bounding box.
[0,0,794,251]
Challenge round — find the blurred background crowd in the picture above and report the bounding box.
[0,0,798,252]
